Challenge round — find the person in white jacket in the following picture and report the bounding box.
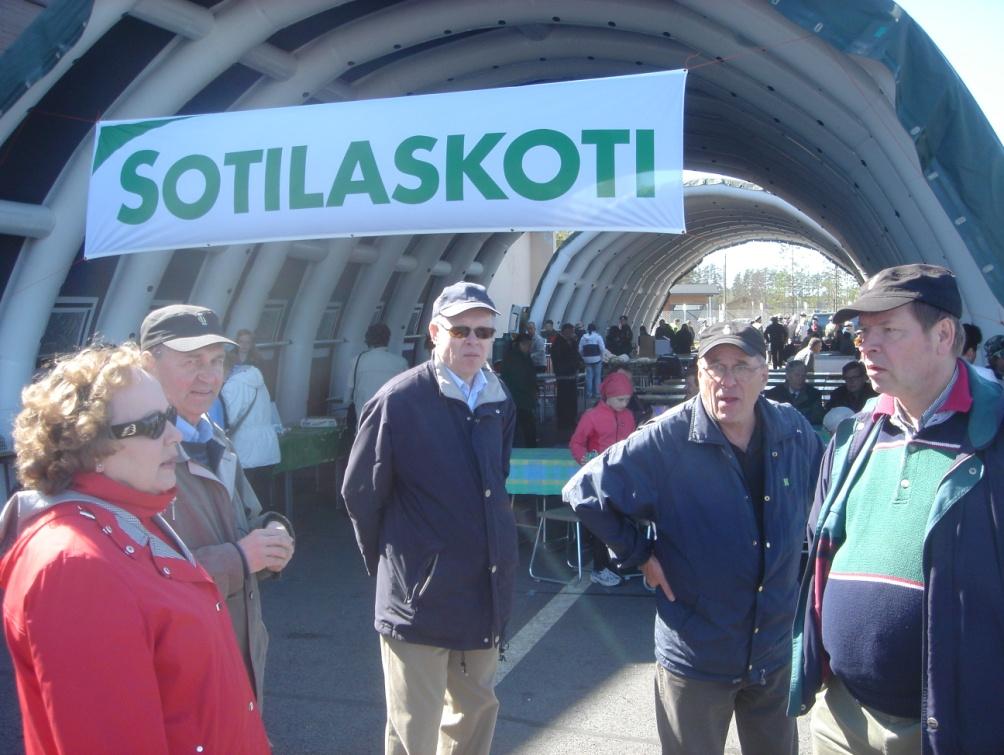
[347,323,410,418]
[221,361,280,507]
[578,324,606,399]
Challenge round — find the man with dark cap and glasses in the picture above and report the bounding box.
[342,282,516,755]
[564,321,822,754]
[790,264,1004,753]
[983,333,1004,381]
[140,304,295,708]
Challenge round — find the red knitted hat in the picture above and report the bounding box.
[600,371,633,399]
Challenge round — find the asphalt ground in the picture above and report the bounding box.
[0,470,810,754]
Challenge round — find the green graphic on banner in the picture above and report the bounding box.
[92,117,189,173]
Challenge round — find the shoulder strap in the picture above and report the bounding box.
[227,386,259,436]
[349,350,367,403]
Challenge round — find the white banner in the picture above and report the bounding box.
[85,70,687,259]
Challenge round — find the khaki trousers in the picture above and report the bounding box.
[810,677,921,755]
[380,635,499,755]
[654,662,797,755]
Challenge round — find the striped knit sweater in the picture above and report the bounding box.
[811,365,972,718]
[821,414,962,717]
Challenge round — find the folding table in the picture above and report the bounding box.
[506,447,587,582]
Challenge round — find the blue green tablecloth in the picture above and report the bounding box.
[506,447,580,495]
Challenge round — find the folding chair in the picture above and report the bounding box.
[528,505,584,583]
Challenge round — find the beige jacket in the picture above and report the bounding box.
[167,422,292,703]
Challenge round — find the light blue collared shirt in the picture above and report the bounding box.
[442,364,487,411]
[176,414,214,443]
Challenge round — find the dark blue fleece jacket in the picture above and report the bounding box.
[342,359,516,651]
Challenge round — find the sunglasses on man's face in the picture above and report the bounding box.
[440,324,496,340]
[109,407,178,440]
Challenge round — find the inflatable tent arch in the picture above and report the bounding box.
[0,0,1001,440]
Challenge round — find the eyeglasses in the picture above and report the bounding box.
[700,362,763,383]
[440,324,496,340]
[109,407,177,440]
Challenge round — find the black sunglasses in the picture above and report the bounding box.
[442,324,496,340]
[109,407,178,440]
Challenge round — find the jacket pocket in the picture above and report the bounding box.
[410,552,439,604]
[386,547,441,606]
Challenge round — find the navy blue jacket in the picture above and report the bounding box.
[342,360,516,651]
[790,362,1004,753]
[564,396,822,682]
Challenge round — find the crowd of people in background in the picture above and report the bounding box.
[493,305,884,451]
[496,315,701,445]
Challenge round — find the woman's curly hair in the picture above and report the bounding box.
[14,343,142,495]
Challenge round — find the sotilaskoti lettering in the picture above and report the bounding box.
[116,128,657,223]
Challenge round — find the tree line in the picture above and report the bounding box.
[681,252,859,319]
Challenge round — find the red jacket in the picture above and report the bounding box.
[570,400,637,463]
[0,474,269,755]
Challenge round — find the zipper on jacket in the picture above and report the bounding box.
[712,443,762,680]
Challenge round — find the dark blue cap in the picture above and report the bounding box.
[431,282,500,319]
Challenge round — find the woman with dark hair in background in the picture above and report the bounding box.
[234,328,265,372]
[550,323,583,434]
[605,324,624,357]
[0,344,269,754]
[347,323,409,420]
[500,333,538,447]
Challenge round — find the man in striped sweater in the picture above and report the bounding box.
[789,264,1004,754]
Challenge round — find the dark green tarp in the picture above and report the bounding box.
[776,0,1004,305]
[0,0,93,116]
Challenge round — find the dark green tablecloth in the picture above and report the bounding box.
[274,426,349,474]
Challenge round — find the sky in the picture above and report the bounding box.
[708,0,1002,280]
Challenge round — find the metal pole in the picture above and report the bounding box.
[790,245,796,314]
[723,252,728,319]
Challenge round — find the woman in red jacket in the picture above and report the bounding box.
[569,371,636,586]
[0,344,270,755]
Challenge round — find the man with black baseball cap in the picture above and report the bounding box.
[342,281,516,755]
[565,320,822,753]
[764,314,790,369]
[140,304,294,708]
[791,264,1004,753]
[984,333,1004,380]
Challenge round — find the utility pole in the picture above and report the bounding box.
[789,245,796,315]
[833,262,838,311]
[723,252,728,321]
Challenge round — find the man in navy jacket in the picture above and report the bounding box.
[790,264,1004,754]
[342,282,516,755]
[565,322,822,754]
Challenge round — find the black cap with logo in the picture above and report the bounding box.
[834,264,961,323]
[140,304,237,352]
[698,321,767,359]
